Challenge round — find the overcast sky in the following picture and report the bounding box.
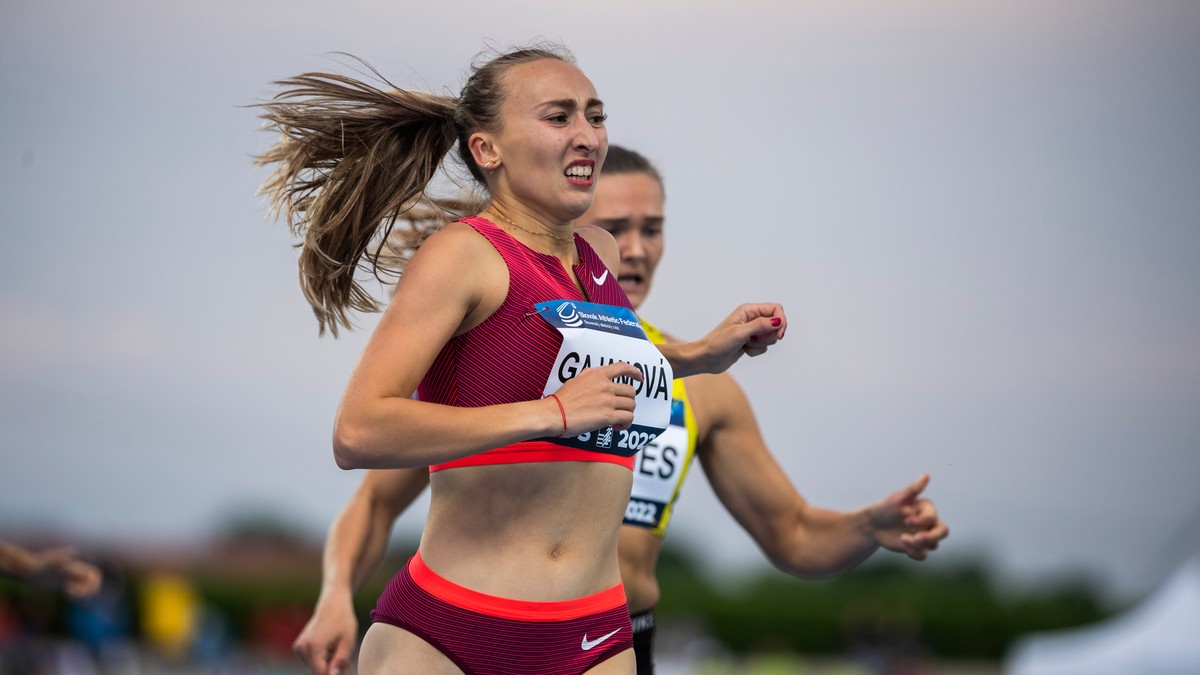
[2,1,1197,603]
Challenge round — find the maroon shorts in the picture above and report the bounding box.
[371,552,633,675]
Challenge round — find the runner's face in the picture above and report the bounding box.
[576,172,664,309]
[489,59,608,223]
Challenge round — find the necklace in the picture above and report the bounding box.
[487,208,573,245]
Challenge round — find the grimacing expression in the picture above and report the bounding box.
[576,172,664,309]
[485,58,608,223]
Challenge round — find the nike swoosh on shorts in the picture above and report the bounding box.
[580,627,622,651]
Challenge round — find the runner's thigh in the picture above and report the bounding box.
[584,647,636,675]
[357,622,464,675]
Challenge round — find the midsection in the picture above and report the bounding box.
[618,526,663,614]
[421,460,632,601]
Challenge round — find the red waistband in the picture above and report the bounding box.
[429,440,636,473]
[407,551,627,622]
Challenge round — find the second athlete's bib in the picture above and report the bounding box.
[623,319,700,535]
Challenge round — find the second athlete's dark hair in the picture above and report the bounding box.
[601,145,665,199]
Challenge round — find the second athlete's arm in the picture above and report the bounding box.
[293,468,430,675]
[694,373,946,576]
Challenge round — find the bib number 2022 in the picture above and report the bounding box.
[618,430,656,453]
[624,499,659,526]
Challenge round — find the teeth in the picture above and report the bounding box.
[566,165,593,178]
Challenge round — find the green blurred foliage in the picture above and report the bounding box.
[1,534,1114,662]
[654,543,1111,660]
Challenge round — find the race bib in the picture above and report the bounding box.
[624,398,688,529]
[535,300,673,457]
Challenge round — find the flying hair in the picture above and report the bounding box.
[255,43,574,335]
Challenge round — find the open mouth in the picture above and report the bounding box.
[565,161,594,184]
[566,164,595,180]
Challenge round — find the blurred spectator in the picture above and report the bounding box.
[841,601,931,675]
[139,571,199,661]
[0,540,101,598]
[252,603,311,660]
[67,559,140,671]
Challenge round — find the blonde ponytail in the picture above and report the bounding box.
[257,67,458,334]
[256,45,573,335]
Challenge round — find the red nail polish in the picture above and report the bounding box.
[770,317,782,327]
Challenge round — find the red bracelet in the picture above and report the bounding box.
[547,393,567,437]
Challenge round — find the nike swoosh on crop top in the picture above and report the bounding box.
[423,217,660,472]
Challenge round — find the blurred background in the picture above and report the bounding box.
[2,0,1198,672]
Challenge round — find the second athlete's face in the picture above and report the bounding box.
[489,59,609,223]
[576,172,665,310]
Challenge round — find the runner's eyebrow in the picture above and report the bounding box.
[540,98,605,112]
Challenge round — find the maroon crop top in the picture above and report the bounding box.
[421,217,636,472]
